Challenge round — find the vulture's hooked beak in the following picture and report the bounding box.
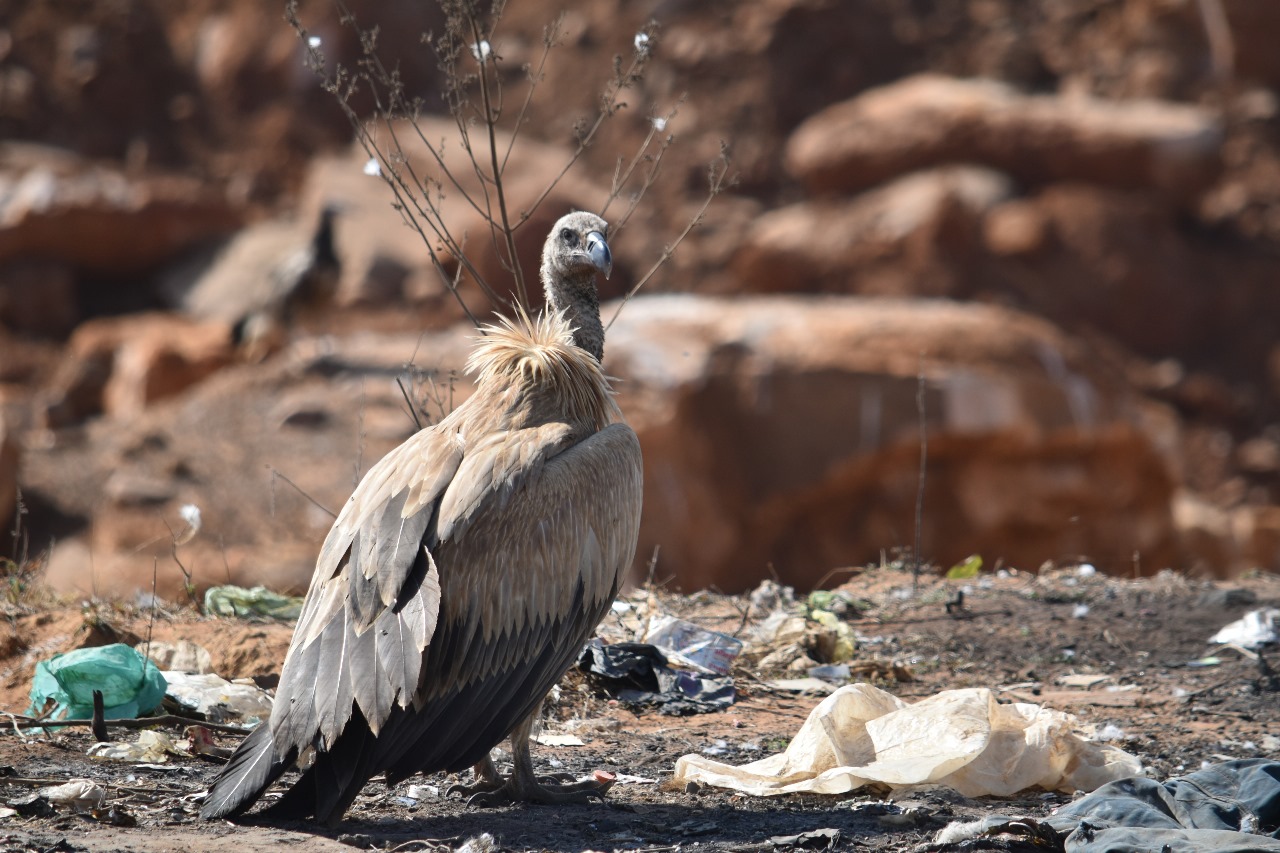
[585,231,612,280]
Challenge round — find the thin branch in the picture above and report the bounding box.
[606,149,733,330]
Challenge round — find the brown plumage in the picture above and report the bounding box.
[201,211,642,824]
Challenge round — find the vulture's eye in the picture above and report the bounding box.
[560,228,578,246]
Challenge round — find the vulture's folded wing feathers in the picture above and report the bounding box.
[264,420,641,814]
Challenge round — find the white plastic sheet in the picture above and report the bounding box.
[672,684,1141,797]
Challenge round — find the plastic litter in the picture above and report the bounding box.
[808,663,851,683]
[672,683,1141,797]
[26,643,168,722]
[204,584,304,620]
[138,640,213,674]
[932,759,1280,852]
[1210,608,1280,650]
[766,677,837,695]
[88,730,178,763]
[39,780,107,813]
[644,616,743,675]
[577,639,735,715]
[162,671,273,724]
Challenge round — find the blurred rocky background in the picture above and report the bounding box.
[2,0,1280,598]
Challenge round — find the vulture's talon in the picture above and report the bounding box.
[447,779,505,799]
[467,777,613,807]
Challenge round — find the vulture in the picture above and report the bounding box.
[201,211,642,824]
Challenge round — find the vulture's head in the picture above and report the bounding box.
[542,211,612,285]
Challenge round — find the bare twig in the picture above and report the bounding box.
[266,465,337,520]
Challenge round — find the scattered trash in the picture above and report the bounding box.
[1072,604,1090,619]
[577,639,735,715]
[1091,723,1128,742]
[750,579,796,613]
[162,670,273,724]
[185,725,233,759]
[90,805,137,827]
[533,733,585,747]
[204,584,304,620]
[672,683,1140,797]
[456,832,496,853]
[753,612,808,647]
[26,643,168,723]
[8,794,56,818]
[39,780,107,813]
[0,806,15,819]
[138,640,213,674]
[644,616,743,675]
[89,730,178,763]
[406,784,438,799]
[1076,563,1098,578]
[933,759,1280,852]
[611,773,657,785]
[1059,673,1110,689]
[806,590,861,618]
[946,555,982,580]
[807,663,850,682]
[765,678,836,695]
[1187,656,1222,668]
[769,827,841,849]
[1210,608,1280,650]
[807,609,856,663]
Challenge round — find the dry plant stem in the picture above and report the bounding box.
[266,466,337,520]
[606,152,732,331]
[914,368,927,591]
[465,9,529,309]
[9,714,252,736]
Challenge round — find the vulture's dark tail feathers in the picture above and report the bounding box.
[200,723,292,821]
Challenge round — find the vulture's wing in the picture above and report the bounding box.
[269,418,642,775]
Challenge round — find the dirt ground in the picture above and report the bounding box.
[0,563,1277,853]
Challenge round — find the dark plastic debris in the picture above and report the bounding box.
[577,639,734,715]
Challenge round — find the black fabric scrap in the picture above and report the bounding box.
[577,639,735,715]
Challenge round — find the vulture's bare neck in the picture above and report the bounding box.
[543,270,605,363]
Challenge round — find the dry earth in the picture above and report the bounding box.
[0,564,1276,853]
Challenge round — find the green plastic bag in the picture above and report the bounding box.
[26,643,168,722]
[204,584,303,620]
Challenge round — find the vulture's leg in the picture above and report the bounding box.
[445,754,505,798]
[468,711,615,806]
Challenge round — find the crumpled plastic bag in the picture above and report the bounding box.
[26,643,168,722]
[163,671,273,724]
[672,683,1141,797]
[577,639,735,715]
[39,780,107,812]
[88,729,178,762]
[204,584,303,619]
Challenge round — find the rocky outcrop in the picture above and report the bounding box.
[607,296,1180,591]
[39,313,234,426]
[785,75,1222,204]
[0,145,243,279]
[22,295,1191,598]
[732,166,1013,297]
[0,415,17,533]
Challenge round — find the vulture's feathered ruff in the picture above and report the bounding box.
[201,212,642,824]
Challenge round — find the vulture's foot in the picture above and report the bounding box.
[446,756,505,799]
[466,774,613,807]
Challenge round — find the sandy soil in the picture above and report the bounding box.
[0,564,1277,852]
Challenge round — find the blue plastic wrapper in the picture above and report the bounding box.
[26,643,168,722]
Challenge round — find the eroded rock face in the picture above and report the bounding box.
[39,313,234,427]
[0,415,18,533]
[785,75,1222,204]
[606,295,1180,591]
[21,296,1185,598]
